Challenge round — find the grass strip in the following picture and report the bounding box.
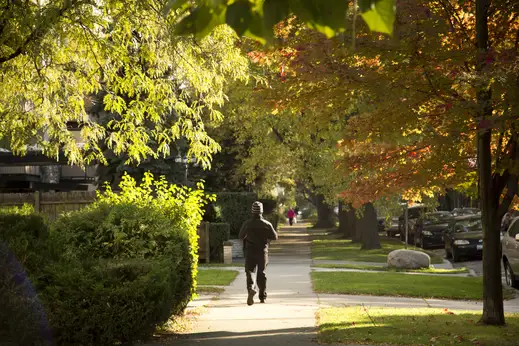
[197,269,239,286]
[312,263,469,274]
[312,238,444,264]
[318,306,519,346]
[311,271,486,300]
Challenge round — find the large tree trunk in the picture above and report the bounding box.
[349,207,361,242]
[313,193,335,229]
[338,200,355,238]
[359,203,381,250]
[476,0,504,326]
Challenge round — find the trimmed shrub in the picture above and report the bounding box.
[0,206,52,346]
[41,173,209,345]
[263,213,280,231]
[208,223,230,262]
[258,198,277,214]
[42,258,178,345]
[0,205,49,272]
[215,192,257,237]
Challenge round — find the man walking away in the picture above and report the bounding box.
[239,201,278,306]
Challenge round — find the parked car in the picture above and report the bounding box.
[444,215,483,262]
[377,217,386,233]
[386,217,400,238]
[502,216,519,288]
[399,204,427,243]
[413,211,454,249]
[451,207,480,216]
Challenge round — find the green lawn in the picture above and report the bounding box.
[196,286,225,294]
[318,307,519,346]
[197,269,239,286]
[312,263,469,274]
[311,271,491,300]
[199,263,243,268]
[312,238,444,264]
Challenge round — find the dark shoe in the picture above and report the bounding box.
[260,298,265,303]
[247,289,256,306]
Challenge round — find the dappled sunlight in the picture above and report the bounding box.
[318,307,519,345]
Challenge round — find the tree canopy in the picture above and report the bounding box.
[0,0,249,168]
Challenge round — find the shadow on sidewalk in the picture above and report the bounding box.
[149,326,318,346]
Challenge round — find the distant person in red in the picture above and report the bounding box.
[287,207,296,226]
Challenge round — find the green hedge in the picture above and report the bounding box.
[215,192,257,237]
[263,213,280,231]
[42,258,178,345]
[0,208,52,346]
[208,223,230,262]
[0,173,209,346]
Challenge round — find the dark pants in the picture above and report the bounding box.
[245,251,268,299]
[289,217,294,225]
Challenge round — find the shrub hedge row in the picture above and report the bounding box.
[208,223,231,262]
[0,173,209,346]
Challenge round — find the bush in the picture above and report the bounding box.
[42,258,179,345]
[258,198,277,214]
[215,192,257,237]
[0,242,52,346]
[208,223,230,262]
[0,205,49,272]
[263,213,280,231]
[0,206,52,346]
[42,173,210,345]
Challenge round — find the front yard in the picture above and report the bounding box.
[311,271,516,300]
[312,238,444,264]
[318,307,519,345]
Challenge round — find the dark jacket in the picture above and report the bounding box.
[239,215,278,254]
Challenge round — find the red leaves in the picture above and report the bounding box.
[443,308,455,315]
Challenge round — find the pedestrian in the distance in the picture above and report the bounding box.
[239,201,278,306]
[287,207,296,226]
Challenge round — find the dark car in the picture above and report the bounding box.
[399,204,427,243]
[413,211,454,249]
[386,217,400,237]
[451,208,480,216]
[444,215,483,262]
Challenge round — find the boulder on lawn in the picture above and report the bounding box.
[387,249,430,269]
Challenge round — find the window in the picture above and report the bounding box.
[454,225,466,233]
[509,220,519,238]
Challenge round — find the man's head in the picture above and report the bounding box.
[251,201,263,215]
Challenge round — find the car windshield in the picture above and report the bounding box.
[424,213,452,223]
[452,208,480,216]
[455,219,482,232]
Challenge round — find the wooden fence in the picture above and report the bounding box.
[0,191,210,261]
[0,191,96,221]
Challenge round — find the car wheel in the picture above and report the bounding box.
[387,231,391,238]
[505,262,519,289]
[420,237,427,249]
[452,246,460,263]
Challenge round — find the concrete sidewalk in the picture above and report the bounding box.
[159,224,319,346]
[148,223,519,346]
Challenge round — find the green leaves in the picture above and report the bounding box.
[174,4,226,38]
[358,0,396,35]
[226,0,252,37]
[172,0,396,43]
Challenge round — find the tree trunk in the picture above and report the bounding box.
[348,207,361,242]
[313,193,335,229]
[338,200,352,238]
[359,203,381,250]
[476,0,505,326]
